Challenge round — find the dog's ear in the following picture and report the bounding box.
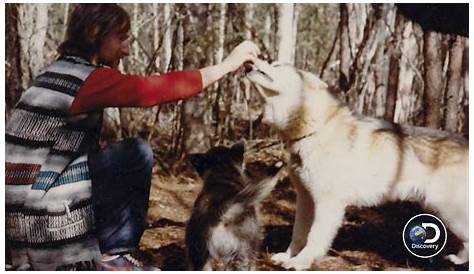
[230,142,245,163]
[188,153,208,176]
[298,69,328,92]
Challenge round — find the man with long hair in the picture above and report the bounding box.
[5,4,259,270]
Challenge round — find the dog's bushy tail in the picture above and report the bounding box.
[223,162,284,220]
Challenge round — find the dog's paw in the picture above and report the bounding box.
[271,252,291,264]
[445,254,468,265]
[281,254,314,270]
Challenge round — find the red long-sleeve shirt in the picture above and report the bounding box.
[69,67,203,114]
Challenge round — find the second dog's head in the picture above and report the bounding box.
[245,59,328,132]
[188,142,245,179]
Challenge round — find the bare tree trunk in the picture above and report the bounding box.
[277,3,295,64]
[384,11,404,122]
[175,13,184,72]
[373,42,387,117]
[30,4,48,77]
[147,3,162,133]
[62,3,70,39]
[6,4,23,115]
[182,4,214,154]
[161,3,172,72]
[131,3,140,73]
[339,4,368,95]
[291,4,300,63]
[244,3,254,139]
[444,36,464,133]
[263,9,272,56]
[394,21,419,124]
[348,4,367,54]
[372,4,396,118]
[214,4,226,66]
[169,7,185,158]
[205,4,214,68]
[423,31,444,129]
[349,4,380,114]
[339,4,350,92]
[175,17,186,158]
[320,19,340,80]
[18,3,49,88]
[244,3,254,39]
[152,3,161,68]
[116,4,143,139]
[212,3,226,141]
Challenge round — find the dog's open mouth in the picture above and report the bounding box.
[243,61,255,74]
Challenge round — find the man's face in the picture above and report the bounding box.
[98,30,130,68]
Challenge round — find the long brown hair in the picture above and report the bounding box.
[57,4,130,61]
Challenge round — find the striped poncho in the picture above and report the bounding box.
[6,56,102,270]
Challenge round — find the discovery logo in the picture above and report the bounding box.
[402,214,447,258]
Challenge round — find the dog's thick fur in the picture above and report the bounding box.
[186,143,282,270]
[246,59,469,270]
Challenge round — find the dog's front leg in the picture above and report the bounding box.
[282,196,346,270]
[272,176,314,264]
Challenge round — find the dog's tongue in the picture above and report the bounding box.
[243,61,255,73]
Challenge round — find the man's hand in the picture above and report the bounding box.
[200,40,261,89]
[222,40,261,73]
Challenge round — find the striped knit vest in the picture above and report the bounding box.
[6,56,102,270]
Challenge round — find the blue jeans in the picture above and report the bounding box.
[88,138,153,255]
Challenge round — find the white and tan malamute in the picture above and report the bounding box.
[245,59,468,270]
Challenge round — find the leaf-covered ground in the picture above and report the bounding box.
[138,153,468,271]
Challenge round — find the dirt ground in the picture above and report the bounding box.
[138,156,468,271]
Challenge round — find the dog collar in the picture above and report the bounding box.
[288,131,317,144]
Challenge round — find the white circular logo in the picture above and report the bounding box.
[402,214,447,258]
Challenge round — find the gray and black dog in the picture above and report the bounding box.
[186,142,283,270]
